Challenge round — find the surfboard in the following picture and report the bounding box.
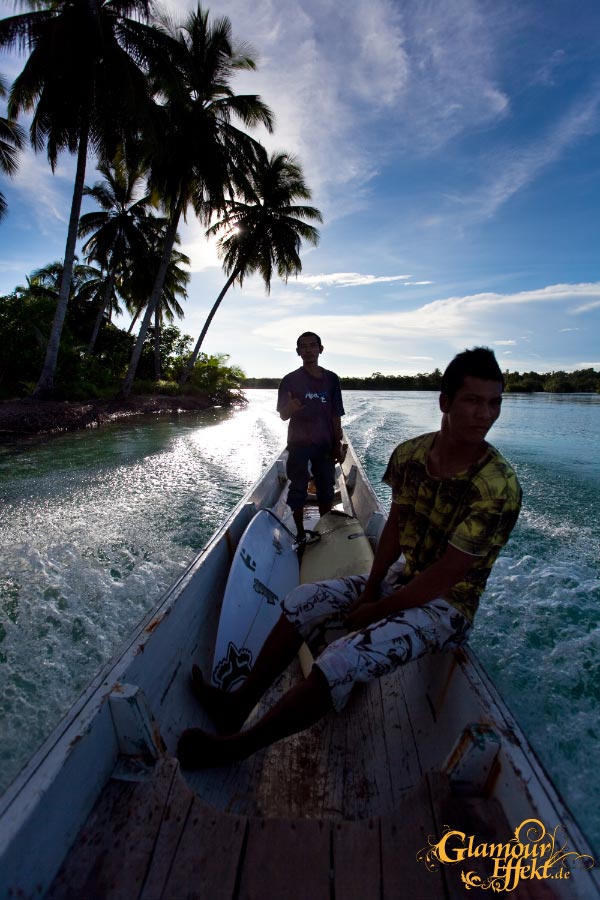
[298,510,374,677]
[212,509,299,691]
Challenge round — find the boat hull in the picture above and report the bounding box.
[0,440,597,899]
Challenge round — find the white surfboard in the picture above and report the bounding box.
[212,509,299,691]
[298,510,374,677]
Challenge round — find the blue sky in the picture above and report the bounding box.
[1,0,600,377]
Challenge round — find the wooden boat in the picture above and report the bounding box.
[0,438,598,899]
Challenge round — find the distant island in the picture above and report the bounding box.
[243,368,600,393]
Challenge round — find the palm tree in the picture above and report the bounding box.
[15,259,106,353]
[179,149,322,385]
[18,260,105,305]
[0,73,25,220]
[120,4,273,398]
[120,236,190,380]
[0,0,172,397]
[79,154,155,353]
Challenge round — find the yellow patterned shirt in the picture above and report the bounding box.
[383,432,522,623]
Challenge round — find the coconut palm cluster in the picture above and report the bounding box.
[0,2,322,399]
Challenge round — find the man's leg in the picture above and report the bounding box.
[178,665,333,768]
[310,447,336,516]
[188,575,367,735]
[286,446,310,540]
[190,613,304,734]
[292,506,306,539]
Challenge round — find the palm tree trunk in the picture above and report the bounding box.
[127,308,141,334]
[120,195,184,398]
[154,305,161,381]
[33,123,89,398]
[179,269,239,386]
[87,267,116,354]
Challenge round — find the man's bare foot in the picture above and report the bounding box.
[190,665,247,735]
[177,728,248,769]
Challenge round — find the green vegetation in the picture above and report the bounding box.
[0,3,320,403]
[243,368,600,393]
[0,280,246,403]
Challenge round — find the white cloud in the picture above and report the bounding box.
[294,272,414,288]
[494,340,516,345]
[157,0,515,225]
[458,88,600,221]
[572,299,600,314]
[531,49,566,87]
[253,282,600,363]
[9,147,75,234]
[180,225,221,273]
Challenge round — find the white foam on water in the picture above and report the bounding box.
[0,398,286,792]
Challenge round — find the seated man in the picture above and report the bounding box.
[178,347,522,768]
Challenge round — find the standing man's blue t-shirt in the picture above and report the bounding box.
[277,367,345,448]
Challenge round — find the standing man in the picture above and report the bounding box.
[179,347,522,767]
[277,332,345,543]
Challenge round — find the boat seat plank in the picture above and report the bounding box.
[332,818,381,900]
[46,757,179,900]
[159,796,247,900]
[380,776,447,900]
[238,817,330,900]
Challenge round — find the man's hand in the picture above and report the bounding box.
[287,394,304,415]
[333,440,348,463]
[346,583,381,631]
[346,601,382,631]
[280,392,304,420]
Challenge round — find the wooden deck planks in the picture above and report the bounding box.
[47,756,519,900]
[332,817,381,900]
[159,797,246,900]
[47,757,179,900]
[139,759,196,900]
[238,817,330,900]
[380,776,447,900]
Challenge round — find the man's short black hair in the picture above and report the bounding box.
[441,347,504,400]
[297,331,322,347]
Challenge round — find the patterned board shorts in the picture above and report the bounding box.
[281,573,472,712]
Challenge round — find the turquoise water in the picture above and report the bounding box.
[0,390,599,853]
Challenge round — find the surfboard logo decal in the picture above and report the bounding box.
[213,641,253,691]
[253,578,279,605]
[240,548,257,571]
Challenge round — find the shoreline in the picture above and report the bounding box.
[0,394,221,439]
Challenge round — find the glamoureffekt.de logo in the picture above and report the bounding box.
[417,817,595,893]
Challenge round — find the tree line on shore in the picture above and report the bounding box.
[0,1,320,403]
[0,269,245,404]
[244,368,600,393]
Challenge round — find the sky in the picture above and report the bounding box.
[1,0,600,378]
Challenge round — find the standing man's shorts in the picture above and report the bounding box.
[286,443,335,510]
[281,574,472,711]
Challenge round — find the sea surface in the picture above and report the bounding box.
[0,389,599,852]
